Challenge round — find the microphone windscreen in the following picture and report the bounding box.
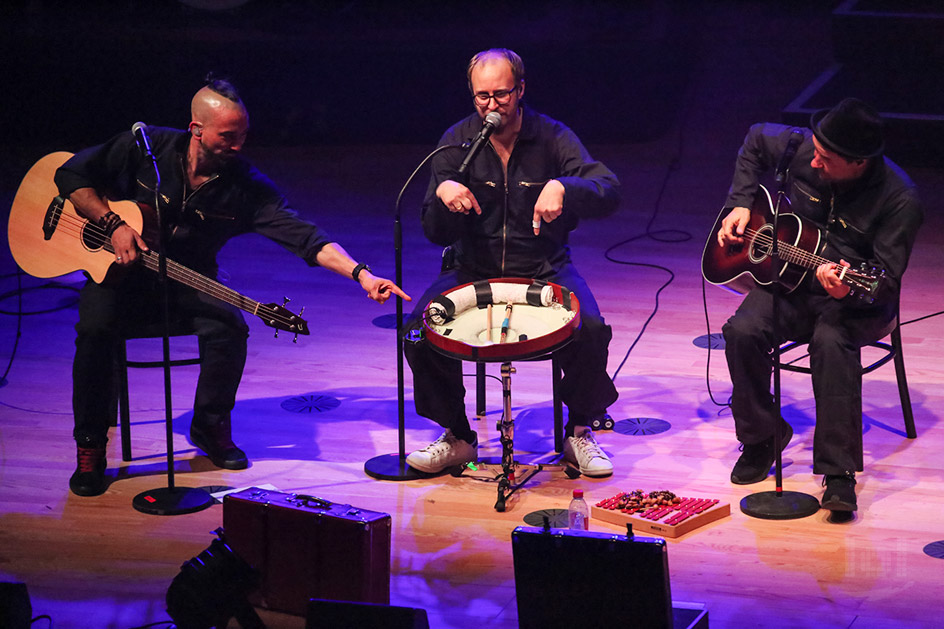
[485,111,502,129]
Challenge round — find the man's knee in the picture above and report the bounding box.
[722,311,768,345]
[579,311,611,342]
[809,324,853,354]
[194,313,249,342]
[721,317,745,345]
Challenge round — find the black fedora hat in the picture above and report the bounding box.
[810,97,885,159]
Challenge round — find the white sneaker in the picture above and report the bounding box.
[406,430,478,473]
[564,426,613,477]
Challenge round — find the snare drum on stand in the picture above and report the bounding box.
[422,278,582,511]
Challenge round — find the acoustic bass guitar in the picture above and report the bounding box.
[7,152,309,336]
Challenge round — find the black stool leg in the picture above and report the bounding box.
[552,356,563,453]
[117,340,133,462]
[891,325,917,439]
[476,362,487,418]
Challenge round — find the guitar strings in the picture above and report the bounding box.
[739,225,872,284]
[46,206,302,331]
[51,207,295,328]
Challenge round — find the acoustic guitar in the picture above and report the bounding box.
[701,184,883,300]
[8,152,309,336]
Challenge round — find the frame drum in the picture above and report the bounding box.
[422,278,580,362]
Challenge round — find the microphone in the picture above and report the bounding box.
[131,122,154,157]
[457,111,502,174]
[775,128,804,183]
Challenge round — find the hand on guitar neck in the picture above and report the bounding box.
[815,259,853,299]
[69,187,149,267]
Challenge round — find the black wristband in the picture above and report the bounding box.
[98,211,127,238]
[352,263,371,282]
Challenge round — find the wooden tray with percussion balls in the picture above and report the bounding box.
[591,490,731,538]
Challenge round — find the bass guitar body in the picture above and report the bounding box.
[8,152,148,284]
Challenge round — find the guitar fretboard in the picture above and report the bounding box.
[741,225,877,293]
[51,204,305,333]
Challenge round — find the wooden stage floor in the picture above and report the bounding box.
[1,138,942,628]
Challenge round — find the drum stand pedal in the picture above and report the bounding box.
[452,362,580,512]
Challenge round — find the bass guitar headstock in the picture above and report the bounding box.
[261,300,310,340]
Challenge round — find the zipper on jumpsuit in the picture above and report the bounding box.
[484,140,515,277]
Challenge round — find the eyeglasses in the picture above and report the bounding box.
[473,86,518,105]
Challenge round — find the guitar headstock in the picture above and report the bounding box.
[841,265,884,303]
[261,302,310,336]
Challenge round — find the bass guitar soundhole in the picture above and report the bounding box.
[80,221,106,253]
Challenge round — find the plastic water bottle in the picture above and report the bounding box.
[568,489,589,530]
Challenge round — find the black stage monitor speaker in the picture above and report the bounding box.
[0,582,32,629]
[512,525,673,629]
[306,598,430,629]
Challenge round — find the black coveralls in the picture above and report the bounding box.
[405,107,621,432]
[55,128,331,446]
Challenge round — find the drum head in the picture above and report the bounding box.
[422,278,580,362]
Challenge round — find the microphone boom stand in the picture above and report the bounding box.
[740,168,820,520]
[364,144,461,480]
[132,139,214,515]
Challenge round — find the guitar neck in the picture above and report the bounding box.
[766,237,828,273]
[139,250,263,318]
[742,224,881,298]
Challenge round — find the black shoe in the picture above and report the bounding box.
[190,424,249,470]
[69,446,107,497]
[821,473,857,511]
[730,420,793,485]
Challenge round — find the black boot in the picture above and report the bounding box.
[730,420,794,485]
[821,472,857,511]
[69,445,107,497]
[190,422,248,470]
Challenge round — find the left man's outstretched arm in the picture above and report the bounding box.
[315,242,411,305]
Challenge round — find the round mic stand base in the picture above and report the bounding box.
[740,489,821,520]
[364,454,425,481]
[133,486,215,516]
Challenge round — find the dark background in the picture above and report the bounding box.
[1,1,941,179]
[1,1,700,148]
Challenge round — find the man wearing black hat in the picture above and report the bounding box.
[715,98,923,513]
